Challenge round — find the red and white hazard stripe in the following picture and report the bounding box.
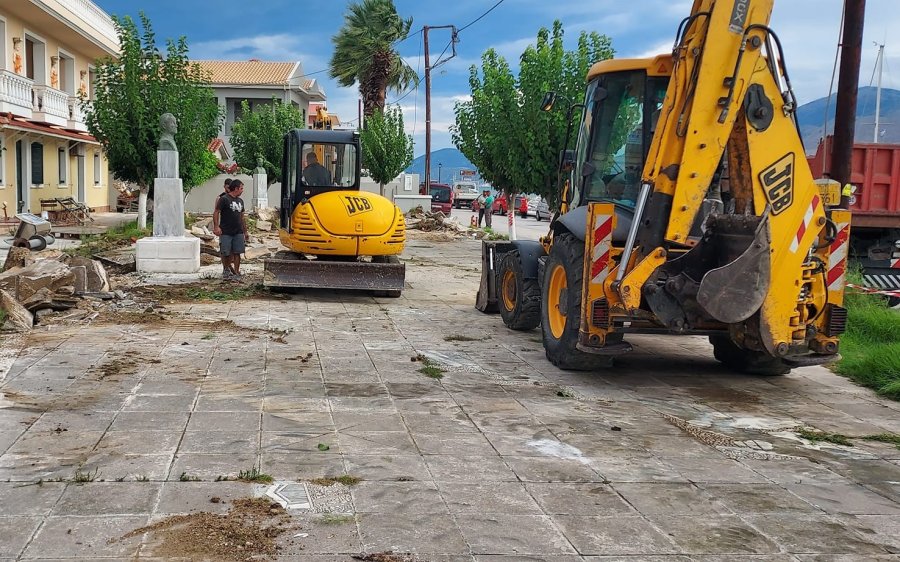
[892,258,900,270]
[826,220,851,292]
[590,214,613,285]
[847,283,900,299]
[789,195,820,254]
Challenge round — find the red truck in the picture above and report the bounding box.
[420,182,453,214]
[808,138,900,300]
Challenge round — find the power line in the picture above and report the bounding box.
[457,0,505,33]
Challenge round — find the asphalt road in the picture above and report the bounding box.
[446,207,551,241]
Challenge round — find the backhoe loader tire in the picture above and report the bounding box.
[709,336,791,376]
[541,233,613,371]
[498,251,541,331]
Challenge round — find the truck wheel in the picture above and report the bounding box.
[541,233,613,370]
[498,251,541,330]
[709,336,790,376]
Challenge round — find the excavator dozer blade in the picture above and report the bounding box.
[263,258,405,292]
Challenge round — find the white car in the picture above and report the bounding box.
[527,197,551,220]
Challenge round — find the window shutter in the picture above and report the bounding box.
[31,142,44,184]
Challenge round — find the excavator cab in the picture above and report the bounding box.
[564,59,672,244]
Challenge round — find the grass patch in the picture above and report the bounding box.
[319,513,354,525]
[310,475,361,487]
[237,467,273,484]
[179,472,201,482]
[862,433,900,449]
[184,212,198,229]
[64,220,151,258]
[443,334,478,342]
[795,428,854,447]
[415,355,446,379]
[834,276,900,400]
[317,443,330,451]
[484,231,510,241]
[185,285,261,302]
[0,307,7,328]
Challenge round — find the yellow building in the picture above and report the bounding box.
[0,0,118,218]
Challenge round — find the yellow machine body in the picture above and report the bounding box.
[279,190,405,257]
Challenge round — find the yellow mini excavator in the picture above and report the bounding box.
[478,0,852,375]
[263,128,406,296]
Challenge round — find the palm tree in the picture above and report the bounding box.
[329,0,418,118]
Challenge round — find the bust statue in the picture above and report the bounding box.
[254,156,267,175]
[158,113,178,151]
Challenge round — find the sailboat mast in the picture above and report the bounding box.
[874,43,884,143]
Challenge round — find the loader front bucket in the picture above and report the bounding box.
[263,257,405,293]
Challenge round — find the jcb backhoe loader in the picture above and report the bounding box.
[262,128,406,296]
[477,0,851,375]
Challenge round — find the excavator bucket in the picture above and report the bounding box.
[697,213,772,324]
[263,257,405,292]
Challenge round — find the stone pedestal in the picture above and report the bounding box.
[135,236,200,273]
[152,177,185,237]
[253,172,268,210]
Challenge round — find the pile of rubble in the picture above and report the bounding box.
[0,247,119,332]
[404,207,467,235]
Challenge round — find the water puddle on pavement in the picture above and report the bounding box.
[527,438,591,465]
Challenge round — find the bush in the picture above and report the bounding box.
[65,220,150,257]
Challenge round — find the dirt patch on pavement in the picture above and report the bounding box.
[353,553,416,562]
[120,497,295,561]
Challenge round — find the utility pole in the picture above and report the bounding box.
[424,26,431,195]
[831,0,866,208]
[874,42,884,143]
[422,25,457,196]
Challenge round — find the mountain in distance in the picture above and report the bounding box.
[797,86,900,153]
[405,147,479,184]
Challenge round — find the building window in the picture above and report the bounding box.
[93,152,101,184]
[31,142,43,185]
[58,147,67,185]
[25,35,46,83]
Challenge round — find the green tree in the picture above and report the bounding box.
[330,0,418,117]
[229,99,306,184]
[451,21,614,209]
[360,106,413,196]
[85,13,222,228]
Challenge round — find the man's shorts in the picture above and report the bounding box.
[220,233,245,256]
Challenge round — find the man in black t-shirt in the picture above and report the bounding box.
[213,180,248,281]
[302,153,332,186]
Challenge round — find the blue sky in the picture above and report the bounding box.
[94,0,899,157]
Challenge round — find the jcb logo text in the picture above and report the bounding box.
[760,154,794,215]
[345,196,373,216]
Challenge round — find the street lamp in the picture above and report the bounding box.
[438,163,443,183]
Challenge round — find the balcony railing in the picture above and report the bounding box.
[66,0,118,48]
[33,85,69,126]
[0,70,34,119]
[69,97,90,131]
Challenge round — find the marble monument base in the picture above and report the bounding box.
[136,236,201,273]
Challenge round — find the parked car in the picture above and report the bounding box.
[492,192,508,215]
[420,182,453,213]
[526,195,544,217]
[518,195,529,217]
[534,198,551,221]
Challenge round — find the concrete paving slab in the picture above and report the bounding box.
[21,514,148,559]
[525,483,634,516]
[743,513,891,555]
[649,514,780,555]
[424,454,516,482]
[356,512,469,556]
[552,515,679,555]
[52,482,162,515]
[455,514,576,555]
[0,516,42,558]
[155,481,264,515]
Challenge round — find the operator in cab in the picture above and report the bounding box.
[303,152,332,186]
